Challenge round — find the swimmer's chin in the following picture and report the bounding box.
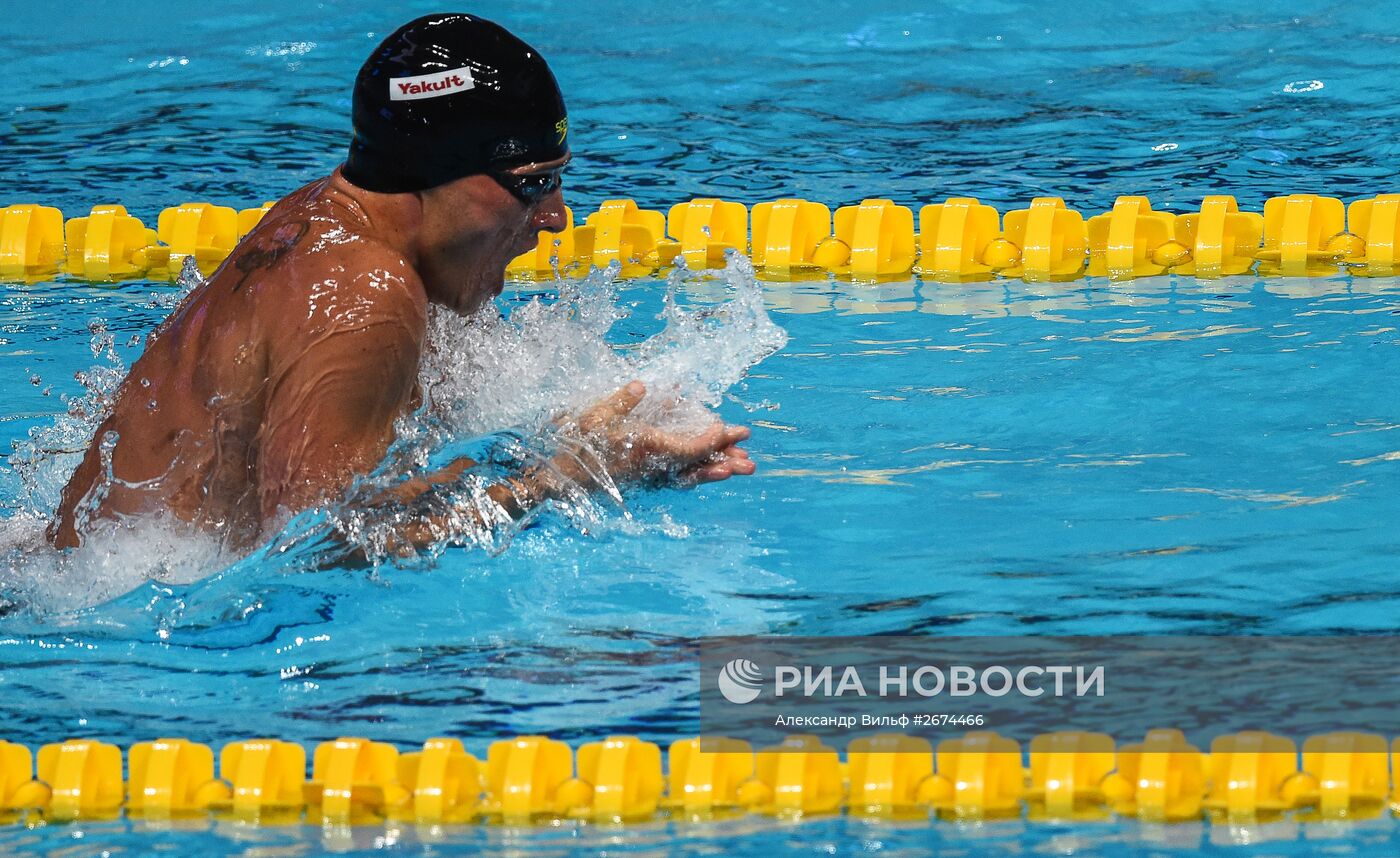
[439,285,503,316]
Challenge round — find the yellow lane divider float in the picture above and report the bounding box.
[0,729,1399,827]
[3,194,1400,285]
[0,201,275,283]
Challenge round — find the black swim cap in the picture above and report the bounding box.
[343,13,569,193]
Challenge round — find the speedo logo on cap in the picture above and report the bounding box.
[389,66,475,101]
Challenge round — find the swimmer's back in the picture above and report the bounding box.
[49,175,425,549]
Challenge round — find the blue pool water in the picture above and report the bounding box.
[3,0,1400,854]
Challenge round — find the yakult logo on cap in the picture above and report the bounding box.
[389,66,475,101]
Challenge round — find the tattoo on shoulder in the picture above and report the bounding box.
[231,221,312,292]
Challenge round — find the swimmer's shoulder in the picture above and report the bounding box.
[245,216,428,380]
[228,180,428,320]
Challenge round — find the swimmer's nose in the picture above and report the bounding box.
[531,190,568,234]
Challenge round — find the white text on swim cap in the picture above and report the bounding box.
[388,66,476,101]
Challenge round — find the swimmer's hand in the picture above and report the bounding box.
[561,381,755,487]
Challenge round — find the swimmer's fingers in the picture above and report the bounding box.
[677,447,757,485]
[719,445,755,473]
[640,422,729,463]
[639,424,753,476]
[578,381,646,433]
[720,424,751,446]
[703,426,752,464]
[680,462,733,485]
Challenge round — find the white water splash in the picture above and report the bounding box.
[416,253,784,439]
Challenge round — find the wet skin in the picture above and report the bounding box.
[48,164,755,550]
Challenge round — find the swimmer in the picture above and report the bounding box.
[48,13,755,550]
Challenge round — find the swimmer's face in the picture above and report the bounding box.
[416,156,569,314]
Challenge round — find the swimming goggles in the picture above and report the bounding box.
[492,162,566,205]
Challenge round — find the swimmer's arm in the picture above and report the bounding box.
[256,278,427,521]
[383,458,568,549]
[385,382,754,547]
[373,457,545,514]
[385,440,747,550]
